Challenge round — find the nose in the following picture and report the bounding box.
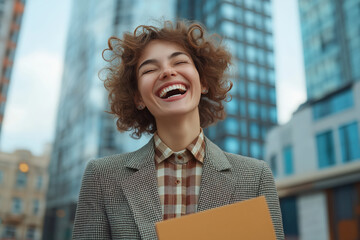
[159,66,177,80]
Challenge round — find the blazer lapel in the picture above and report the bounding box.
[121,138,162,240]
[197,137,236,212]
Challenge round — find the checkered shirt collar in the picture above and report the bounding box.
[154,129,205,164]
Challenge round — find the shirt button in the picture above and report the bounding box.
[175,179,181,185]
[177,155,183,160]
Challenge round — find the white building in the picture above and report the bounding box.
[266,81,360,240]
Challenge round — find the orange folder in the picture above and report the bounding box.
[156,196,276,240]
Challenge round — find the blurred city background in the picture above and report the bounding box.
[0,0,359,239]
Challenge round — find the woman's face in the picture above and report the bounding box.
[136,40,204,121]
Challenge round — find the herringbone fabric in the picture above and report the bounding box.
[72,136,285,240]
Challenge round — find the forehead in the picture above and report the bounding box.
[138,40,189,63]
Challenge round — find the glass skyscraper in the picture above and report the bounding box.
[177,0,277,159]
[299,0,360,100]
[43,1,175,239]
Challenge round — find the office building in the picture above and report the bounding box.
[0,148,50,240]
[266,81,360,240]
[177,0,277,160]
[43,1,175,239]
[0,0,25,139]
[265,0,360,239]
[299,0,360,100]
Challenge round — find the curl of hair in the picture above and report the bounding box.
[101,20,232,138]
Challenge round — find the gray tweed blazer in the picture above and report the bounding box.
[72,137,284,240]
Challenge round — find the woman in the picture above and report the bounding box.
[72,21,284,240]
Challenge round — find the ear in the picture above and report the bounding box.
[134,93,146,110]
[201,84,209,94]
[200,78,209,93]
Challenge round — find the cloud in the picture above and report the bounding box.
[1,51,63,155]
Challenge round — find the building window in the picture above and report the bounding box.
[283,146,294,175]
[269,88,276,104]
[339,122,360,162]
[36,175,43,190]
[270,106,277,123]
[247,63,257,80]
[250,122,260,138]
[261,105,268,121]
[239,100,246,116]
[220,3,235,20]
[316,130,336,168]
[224,137,240,154]
[238,81,245,97]
[26,227,36,240]
[248,82,258,99]
[246,28,256,43]
[16,172,27,188]
[226,99,238,115]
[250,142,262,159]
[249,102,259,119]
[270,155,277,177]
[0,170,3,184]
[33,200,40,215]
[221,21,236,38]
[265,17,273,32]
[240,120,247,137]
[3,225,16,238]
[224,118,239,134]
[241,140,248,156]
[313,88,354,120]
[280,197,299,239]
[246,45,256,62]
[12,198,23,214]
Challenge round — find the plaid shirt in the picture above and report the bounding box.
[154,130,205,220]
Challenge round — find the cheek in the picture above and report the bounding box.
[138,77,153,97]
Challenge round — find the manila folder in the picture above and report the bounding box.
[155,196,276,240]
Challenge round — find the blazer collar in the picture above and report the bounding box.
[121,136,236,239]
[203,136,232,171]
[124,137,155,170]
[197,136,236,211]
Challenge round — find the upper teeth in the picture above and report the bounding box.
[159,84,187,98]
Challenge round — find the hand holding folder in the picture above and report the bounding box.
[156,196,276,240]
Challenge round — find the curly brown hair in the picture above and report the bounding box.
[102,20,232,138]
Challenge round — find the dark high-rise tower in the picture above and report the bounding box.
[178,0,277,159]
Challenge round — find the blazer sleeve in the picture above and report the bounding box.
[258,161,285,240]
[72,160,112,240]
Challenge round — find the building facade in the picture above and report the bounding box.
[266,81,360,240]
[298,0,360,100]
[44,1,175,239]
[0,148,50,240]
[177,0,277,160]
[0,0,25,139]
[265,0,360,238]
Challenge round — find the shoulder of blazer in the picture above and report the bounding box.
[204,135,267,174]
[86,137,155,176]
[224,151,267,170]
[225,151,268,175]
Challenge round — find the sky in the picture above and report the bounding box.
[0,0,307,156]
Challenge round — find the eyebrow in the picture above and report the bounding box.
[138,51,188,72]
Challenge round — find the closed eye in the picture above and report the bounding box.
[142,69,156,75]
[175,61,188,65]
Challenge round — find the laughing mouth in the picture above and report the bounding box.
[159,84,188,99]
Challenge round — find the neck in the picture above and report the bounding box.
[155,110,201,152]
